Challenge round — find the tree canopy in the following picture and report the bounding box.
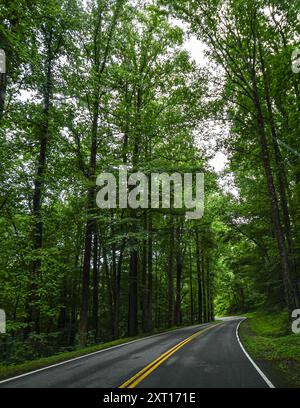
[0,0,299,362]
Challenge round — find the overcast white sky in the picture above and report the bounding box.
[180,29,240,197]
[182,34,229,174]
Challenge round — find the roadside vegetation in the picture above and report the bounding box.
[240,311,300,388]
[0,335,142,381]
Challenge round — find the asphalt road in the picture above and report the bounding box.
[0,317,274,388]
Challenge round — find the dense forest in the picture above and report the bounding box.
[0,0,299,365]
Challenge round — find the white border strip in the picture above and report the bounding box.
[236,318,275,388]
[0,322,212,385]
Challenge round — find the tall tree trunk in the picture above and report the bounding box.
[202,256,209,323]
[127,82,142,337]
[113,242,124,338]
[251,70,299,314]
[207,261,215,322]
[128,247,138,336]
[207,258,214,322]
[141,215,148,332]
[175,228,183,326]
[154,254,160,329]
[103,246,114,335]
[195,229,203,324]
[167,223,175,327]
[141,212,153,333]
[79,93,99,346]
[29,31,54,334]
[92,232,99,342]
[127,196,138,337]
[259,42,299,303]
[0,69,6,121]
[189,245,194,325]
[79,0,124,346]
[146,213,153,332]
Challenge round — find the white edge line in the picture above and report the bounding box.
[0,322,213,385]
[236,318,275,389]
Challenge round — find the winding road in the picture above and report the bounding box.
[0,317,274,388]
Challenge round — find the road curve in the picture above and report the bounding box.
[0,317,273,388]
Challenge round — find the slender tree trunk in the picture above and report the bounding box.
[195,229,203,324]
[189,245,194,325]
[251,71,299,314]
[0,24,11,120]
[128,161,139,338]
[202,256,208,322]
[79,0,124,346]
[111,236,117,335]
[79,189,95,346]
[146,213,153,332]
[58,285,67,332]
[0,70,6,121]
[29,32,54,334]
[127,82,143,337]
[142,212,153,333]
[128,247,138,336]
[167,224,175,327]
[103,246,114,335]
[69,228,81,346]
[207,258,214,321]
[79,93,99,346]
[113,242,124,338]
[141,215,148,332]
[259,42,299,304]
[154,254,160,329]
[92,232,99,341]
[175,228,183,326]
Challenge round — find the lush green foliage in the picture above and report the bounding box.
[0,0,299,370]
[241,312,300,387]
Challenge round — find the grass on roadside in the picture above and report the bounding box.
[240,310,300,388]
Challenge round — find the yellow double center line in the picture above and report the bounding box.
[119,322,222,388]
